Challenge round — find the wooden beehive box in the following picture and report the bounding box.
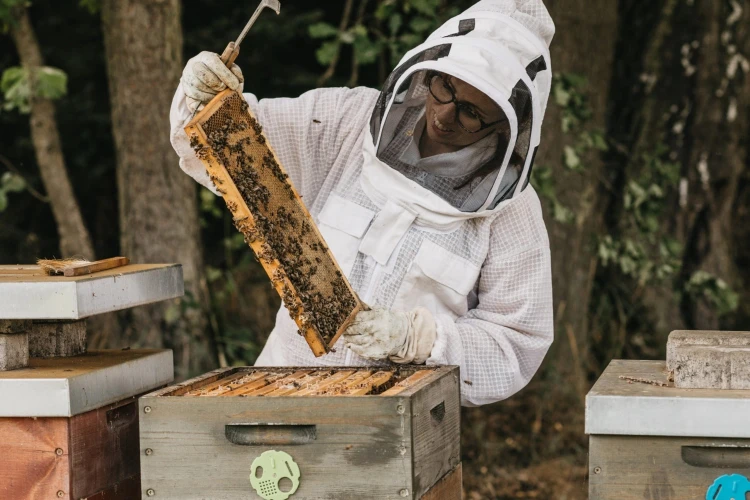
[587,360,750,498]
[185,90,366,357]
[139,366,461,499]
[0,349,174,500]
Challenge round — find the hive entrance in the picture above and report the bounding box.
[186,90,365,356]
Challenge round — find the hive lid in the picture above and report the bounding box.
[586,360,750,439]
[0,349,174,417]
[0,263,184,319]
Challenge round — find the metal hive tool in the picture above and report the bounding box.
[185,90,366,357]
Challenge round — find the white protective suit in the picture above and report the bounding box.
[170,0,555,407]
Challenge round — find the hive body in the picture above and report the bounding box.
[140,366,462,499]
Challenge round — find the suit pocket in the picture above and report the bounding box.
[316,194,375,277]
[393,239,481,318]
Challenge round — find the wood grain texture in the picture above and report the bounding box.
[420,463,462,500]
[139,366,460,499]
[139,395,413,499]
[63,257,130,277]
[410,368,461,498]
[185,90,365,357]
[80,474,141,500]
[589,435,750,499]
[0,263,179,283]
[0,417,70,499]
[69,399,141,498]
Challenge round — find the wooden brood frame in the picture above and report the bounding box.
[185,90,366,357]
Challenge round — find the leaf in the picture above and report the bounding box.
[35,67,68,100]
[563,146,581,170]
[388,13,402,36]
[205,266,223,283]
[353,31,380,65]
[409,0,440,16]
[553,201,574,224]
[163,303,181,325]
[308,21,338,39]
[79,0,100,14]
[1,171,25,192]
[0,0,29,28]
[591,131,609,151]
[0,189,6,212]
[409,16,434,34]
[375,2,396,21]
[315,40,340,66]
[553,85,570,107]
[1,66,30,113]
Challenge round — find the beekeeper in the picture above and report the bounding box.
[170,0,555,406]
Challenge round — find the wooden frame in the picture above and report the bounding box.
[149,366,446,398]
[185,90,366,357]
[140,365,461,499]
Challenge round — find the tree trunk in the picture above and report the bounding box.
[9,9,95,260]
[101,0,214,378]
[613,0,750,340]
[537,0,619,395]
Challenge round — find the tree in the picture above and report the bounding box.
[101,0,214,378]
[4,3,94,259]
[534,0,620,396]
[603,0,748,342]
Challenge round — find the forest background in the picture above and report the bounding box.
[1,0,749,497]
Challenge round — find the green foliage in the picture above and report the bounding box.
[531,166,574,224]
[684,271,739,316]
[78,0,100,15]
[1,65,67,113]
[623,146,680,238]
[0,171,26,212]
[534,73,608,224]
[310,1,463,78]
[553,72,591,133]
[1,66,29,112]
[0,0,28,30]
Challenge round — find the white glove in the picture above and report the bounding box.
[181,51,244,113]
[343,307,437,364]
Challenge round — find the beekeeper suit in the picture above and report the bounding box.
[170,0,555,407]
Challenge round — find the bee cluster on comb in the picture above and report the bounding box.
[185,90,365,356]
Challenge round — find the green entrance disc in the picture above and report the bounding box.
[249,450,301,500]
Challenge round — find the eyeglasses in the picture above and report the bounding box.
[427,74,505,133]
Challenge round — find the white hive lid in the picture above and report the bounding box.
[586,360,750,439]
[0,349,174,417]
[0,264,184,320]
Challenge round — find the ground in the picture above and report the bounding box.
[461,380,588,499]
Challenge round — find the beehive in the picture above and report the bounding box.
[185,91,366,357]
[139,366,461,499]
[587,360,750,498]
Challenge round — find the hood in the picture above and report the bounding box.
[366,0,555,214]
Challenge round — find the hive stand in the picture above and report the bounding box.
[0,264,182,500]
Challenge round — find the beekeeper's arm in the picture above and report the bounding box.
[345,206,554,407]
[170,51,375,200]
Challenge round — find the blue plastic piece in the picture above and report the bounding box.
[706,474,750,500]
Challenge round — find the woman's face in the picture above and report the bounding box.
[423,73,506,149]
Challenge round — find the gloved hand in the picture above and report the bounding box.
[343,307,437,364]
[181,51,244,113]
